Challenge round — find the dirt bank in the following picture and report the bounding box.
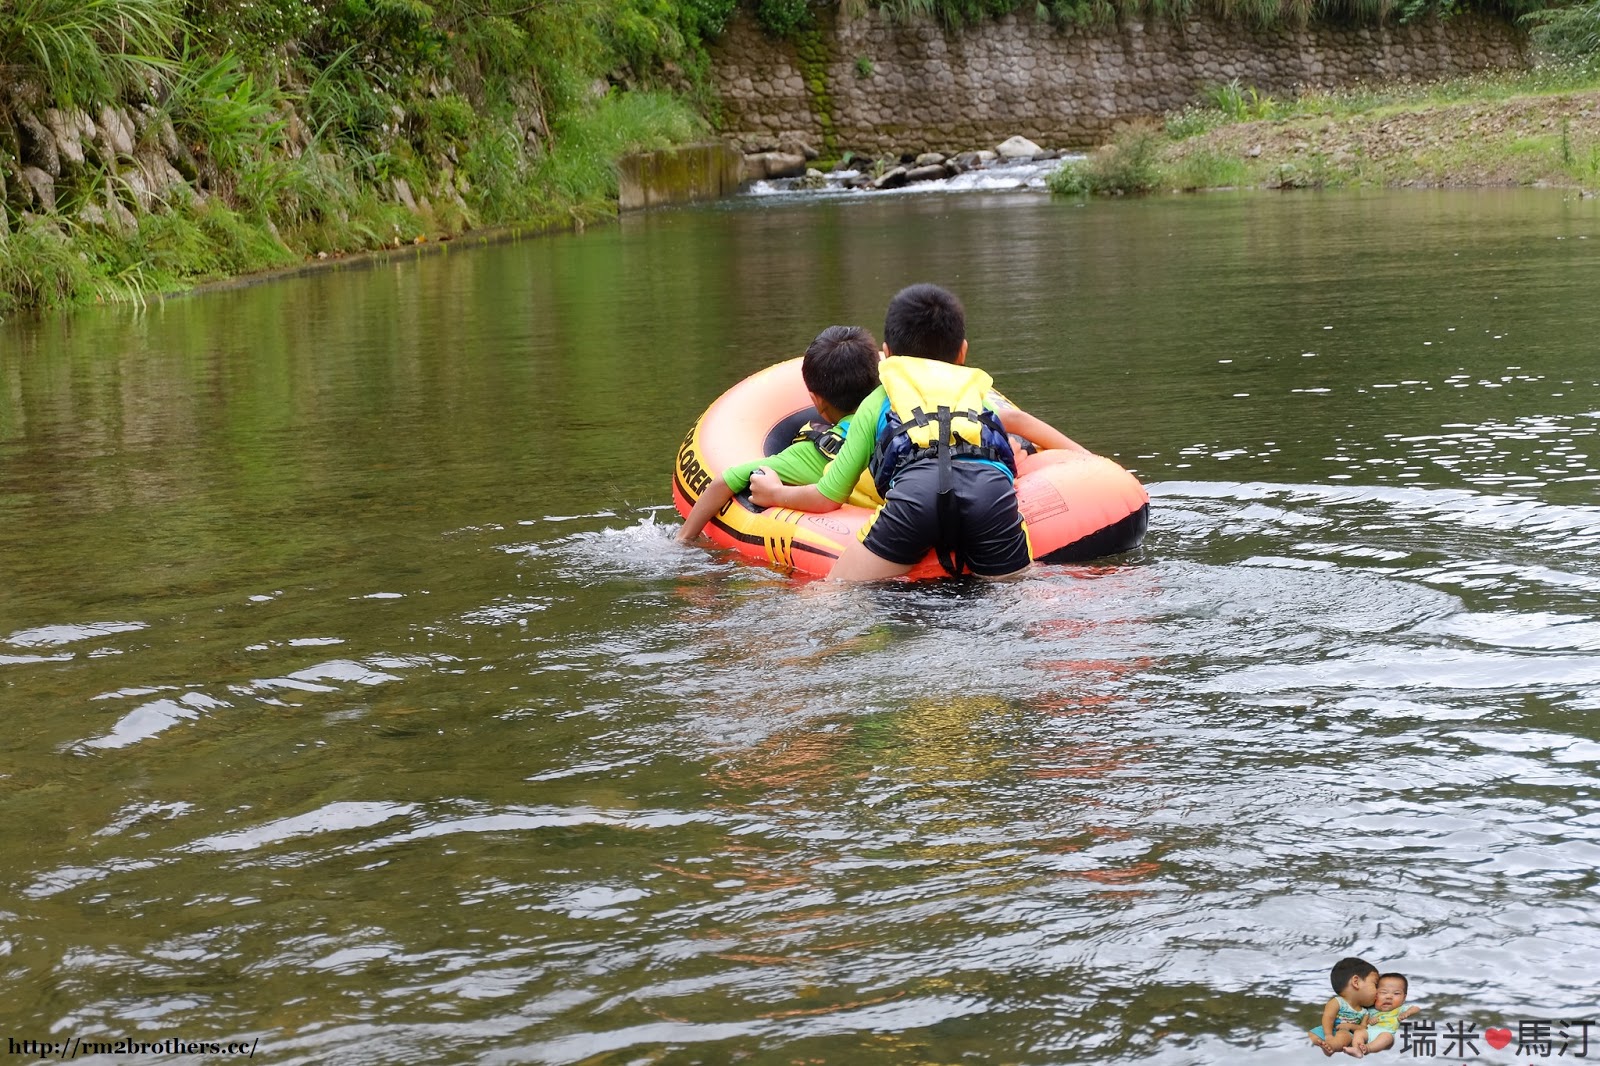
[1166,87,1600,190]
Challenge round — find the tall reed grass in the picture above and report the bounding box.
[0,0,182,108]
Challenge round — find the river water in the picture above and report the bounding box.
[2,188,1598,1065]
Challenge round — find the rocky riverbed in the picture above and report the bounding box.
[743,135,1078,195]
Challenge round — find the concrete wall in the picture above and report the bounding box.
[617,142,747,210]
[711,10,1528,155]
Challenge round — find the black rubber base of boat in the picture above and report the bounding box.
[1035,502,1149,564]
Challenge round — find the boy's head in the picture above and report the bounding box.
[1330,957,1381,1005]
[802,325,880,419]
[883,284,966,363]
[1375,974,1408,1012]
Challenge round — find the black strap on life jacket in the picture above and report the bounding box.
[932,407,964,577]
[794,420,845,459]
[904,405,965,577]
[896,406,1010,469]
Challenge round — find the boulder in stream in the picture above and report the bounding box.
[995,136,1043,161]
[871,166,909,190]
[779,138,819,161]
[744,151,807,181]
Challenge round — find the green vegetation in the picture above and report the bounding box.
[756,0,814,35]
[1050,63,1600,197]
[791,26,839,155]
[1202,79,1280,121]
[0,0,727,318]
[0,0,183,109]
[1525,0,1600,56]
[1047,125,1164,194]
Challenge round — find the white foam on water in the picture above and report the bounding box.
[550,513,758,583]
[744,157,1076,199]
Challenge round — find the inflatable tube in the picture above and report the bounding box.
[672,359,1149,578]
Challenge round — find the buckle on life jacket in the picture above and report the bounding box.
[872,398,1016,501]
[795,420,845,459]
[908,442,1004,464]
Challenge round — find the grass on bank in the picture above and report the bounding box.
[1164,62,1600,137]
[0,90,704,320]
[1049,61,1600,196]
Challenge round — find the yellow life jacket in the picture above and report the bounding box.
[869,356,1016,497]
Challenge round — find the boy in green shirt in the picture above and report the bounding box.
[676,325,881,544]
[750,284,1073,580]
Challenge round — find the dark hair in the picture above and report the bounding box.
[1378,973,1408,994]
[1331,957,1378,995]
[883,283,966,363]
[802,325,880,413]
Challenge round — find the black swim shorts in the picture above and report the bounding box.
[858,459,1031,576]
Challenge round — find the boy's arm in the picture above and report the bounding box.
[997,405,1081,452]
[1398,1006,1422,1021]
[676,476,736,543]
[1319,998,1340,1039]
[698,436,833,522]
[749,472,839,513]
[754,390,880,513]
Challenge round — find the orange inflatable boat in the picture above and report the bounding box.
[671,359,1149,578]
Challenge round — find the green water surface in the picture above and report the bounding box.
[2,188,1598,1065]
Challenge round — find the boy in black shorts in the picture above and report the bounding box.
[750,283,1072,581]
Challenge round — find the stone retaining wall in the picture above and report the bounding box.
[711,10,1528,156]
[1,90,200,229]
[0,87,487,237]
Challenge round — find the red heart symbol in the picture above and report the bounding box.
[1485,1028,1512,1050]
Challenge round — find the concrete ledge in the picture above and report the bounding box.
[618,142,746,211]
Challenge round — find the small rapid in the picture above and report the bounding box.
[745,156,1074,198]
